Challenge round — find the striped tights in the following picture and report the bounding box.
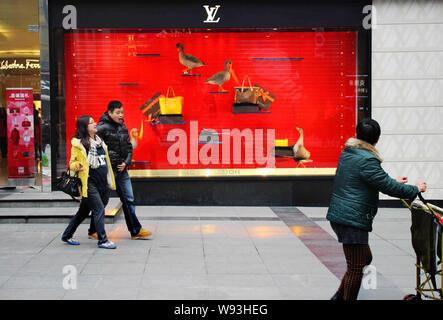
[338,244,373,300]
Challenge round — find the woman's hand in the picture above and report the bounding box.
[396,176,408,184]
[415,182,427,193]
[76,162,84,172]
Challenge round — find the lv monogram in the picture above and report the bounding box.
[203,5,221,23]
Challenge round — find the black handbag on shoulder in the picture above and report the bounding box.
[55,169,82,201]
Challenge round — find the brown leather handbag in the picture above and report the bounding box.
[234,76,259,104]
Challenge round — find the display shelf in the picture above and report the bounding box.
[253,57,304,60]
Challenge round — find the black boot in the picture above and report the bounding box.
[330,292,343,301]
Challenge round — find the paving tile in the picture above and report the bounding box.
[137,286,210,300]
[142,274,209,288]
[2,275,63,289]
[208,286,283,300]
[0,288,66,300]
[145,262,207,275]
[18,262,87,277]
[0,276,11,288]
[63,287,139,300]
[87,253,148,264]
[76,275,143,289]
[207,274,276,288]
[81,263,146,275]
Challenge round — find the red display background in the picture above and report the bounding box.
[64,29,357,170]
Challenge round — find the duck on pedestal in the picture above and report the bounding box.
[292,127,312,167]
[176,43,205,75]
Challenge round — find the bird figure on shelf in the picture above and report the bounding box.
[292,127,312,168]
[130,128,139,150]
[205,60,239,92]
[176,43,205,75]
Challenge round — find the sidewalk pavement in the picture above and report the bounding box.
[0,205,419,300]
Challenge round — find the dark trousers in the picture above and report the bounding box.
[62,181,110,244]
[0,137,6,158]
[337,244,373,300]
[90,169,141,236]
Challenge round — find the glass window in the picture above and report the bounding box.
[0,0,42,187]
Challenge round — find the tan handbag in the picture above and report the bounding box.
[234,76,259,104]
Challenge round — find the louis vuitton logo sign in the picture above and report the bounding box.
[203,5,221,23]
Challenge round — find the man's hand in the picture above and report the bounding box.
[117,162,127,172]
[396,176,408,184]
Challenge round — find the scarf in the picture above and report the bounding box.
[87,135,104,169]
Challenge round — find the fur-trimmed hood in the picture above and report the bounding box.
[345,138,383,162]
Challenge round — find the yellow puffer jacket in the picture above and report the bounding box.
[69,137,116,198]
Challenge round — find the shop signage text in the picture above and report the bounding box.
[0,59,40,71]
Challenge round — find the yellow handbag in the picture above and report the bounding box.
[275,139,288,147]
[159,87,184,115]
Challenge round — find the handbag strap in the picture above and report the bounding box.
[67,168,79,177]
[166,86,176,98]
[241,76,253,91]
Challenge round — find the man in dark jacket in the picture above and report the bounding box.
[327,118,426,300]
[89,100,152,240]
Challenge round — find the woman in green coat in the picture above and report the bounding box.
[327,118,427,300]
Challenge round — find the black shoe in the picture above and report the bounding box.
[330,292,343,301]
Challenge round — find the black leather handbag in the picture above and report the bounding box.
[55,169,82,201]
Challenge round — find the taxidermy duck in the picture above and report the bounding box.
[205,60,239,92]
[292,127,312,167]
[130,128,139,150]
[176,43,205,75]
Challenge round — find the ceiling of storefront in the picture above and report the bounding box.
[0,0,40,57]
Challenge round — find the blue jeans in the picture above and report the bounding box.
[62,181,110,244]
[89,169,142,236]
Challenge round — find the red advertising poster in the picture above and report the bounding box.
[6,88,35,180]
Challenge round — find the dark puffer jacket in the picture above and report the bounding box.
[97,112,133,170]
[326,138,418,232]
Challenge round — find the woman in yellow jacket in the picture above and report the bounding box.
[61,115,117,249]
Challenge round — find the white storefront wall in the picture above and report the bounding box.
[372,0,443,200]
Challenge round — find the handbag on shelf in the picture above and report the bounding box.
[159,87,184,115]
[254,83,276,111]
[234,76,259,104]
[55,169,82,201]
[275,139,288,147]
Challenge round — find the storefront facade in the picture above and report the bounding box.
[2,0,375,205]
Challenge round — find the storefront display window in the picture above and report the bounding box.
[63,27,363,177]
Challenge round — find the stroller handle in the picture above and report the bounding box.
[417,193,443,225]
[418,192,427,204]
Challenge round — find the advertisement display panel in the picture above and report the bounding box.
[64,28,359,177]
[6,88,35,183]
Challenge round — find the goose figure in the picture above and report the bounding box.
[130,128,139,150]
[292,127,312,167]
[205,60,237,92]
[176,43,205,75]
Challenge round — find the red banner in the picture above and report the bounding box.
[6,88,35,179]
